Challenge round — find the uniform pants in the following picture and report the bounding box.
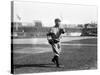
[51,42,61,57]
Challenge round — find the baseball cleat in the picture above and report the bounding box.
[56,64,64,68]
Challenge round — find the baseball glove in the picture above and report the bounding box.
[47,32,59,44]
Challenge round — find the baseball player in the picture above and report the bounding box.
[47,18,65,67]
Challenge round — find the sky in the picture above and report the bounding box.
[14,1,97,27]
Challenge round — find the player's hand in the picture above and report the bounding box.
[48,39,54,45]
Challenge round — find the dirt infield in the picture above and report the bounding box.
[13,37,97,74]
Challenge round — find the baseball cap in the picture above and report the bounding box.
[55,18,61,22]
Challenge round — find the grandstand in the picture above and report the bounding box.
[11,22,97,38]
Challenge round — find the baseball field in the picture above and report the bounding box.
[12,37,97,74]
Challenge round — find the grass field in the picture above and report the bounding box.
[13,37,97,74]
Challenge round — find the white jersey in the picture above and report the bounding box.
[50,27,65,38]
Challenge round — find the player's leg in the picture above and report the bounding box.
[51,44,60,67]
[51,44,57,64]
[54,43,64,68]
[52,55,56,64]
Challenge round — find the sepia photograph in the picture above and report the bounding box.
[11,1,97,74]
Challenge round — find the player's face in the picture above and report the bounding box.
[55,21,61,26]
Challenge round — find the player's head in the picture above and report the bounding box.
[54,18,61,27]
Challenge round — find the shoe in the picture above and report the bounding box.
[57,65,64,68]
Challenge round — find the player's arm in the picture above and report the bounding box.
[47,28,52,40]
[46,28,54,45]
[61,28,66,34]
